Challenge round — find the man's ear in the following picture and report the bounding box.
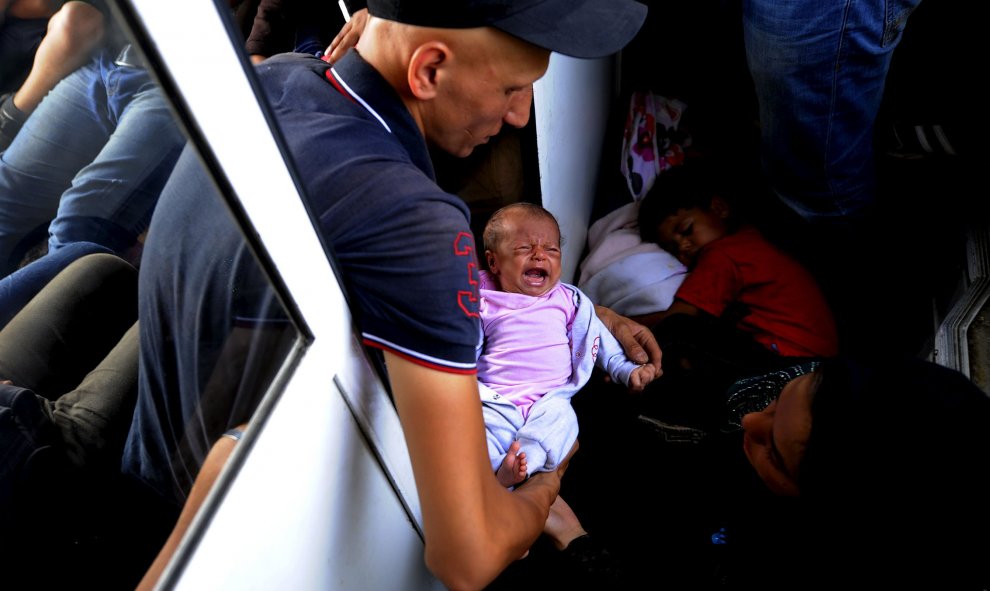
[407,42,450,100]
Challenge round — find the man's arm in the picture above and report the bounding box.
[244,0,293,63]
[594,304,663,378]
[136,425,245,591]
[384,352,564,590]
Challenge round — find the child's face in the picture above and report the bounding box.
[657,204,730,266]
[486,212,562,297]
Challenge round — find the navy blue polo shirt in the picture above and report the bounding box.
[260,51,482,373]
[123,52,482,504]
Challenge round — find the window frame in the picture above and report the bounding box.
[111,0,433,587]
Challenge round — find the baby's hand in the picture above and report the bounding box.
[628,364,657,393]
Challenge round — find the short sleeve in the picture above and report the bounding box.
[311,152,481,374]
[673,248,740,318]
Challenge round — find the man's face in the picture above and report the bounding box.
[424,31,550,157]
[656,204,729,266]
[740,372,818,497]
[487,212,562,297]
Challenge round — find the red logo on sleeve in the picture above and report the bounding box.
[454,232,480,318]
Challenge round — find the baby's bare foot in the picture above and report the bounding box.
[496,441,528,487]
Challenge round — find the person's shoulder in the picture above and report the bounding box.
[709,225,784,259]
[556,282,586,317]
[478,270,499,292]
[252,55,322,98]
[692,235,737,268]
[257,52,330,77]
[720,224,765,245]
[730,226,813,270]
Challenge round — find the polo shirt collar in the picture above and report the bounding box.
[329,50,435,180]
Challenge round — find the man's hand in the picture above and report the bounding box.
[518,438,576,494]
[324,8,369,64]
[595,304,663,379]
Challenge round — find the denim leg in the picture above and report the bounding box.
[744,0,921,224]
[46,57,185,262]
[0,57,111,275]
[0,241,112,330]
[294,26,326,57]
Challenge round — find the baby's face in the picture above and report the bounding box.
[487,213,562,297]
[657,205,729,266]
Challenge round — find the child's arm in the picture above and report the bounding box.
[628,299,700,328]
[627,363,658,391]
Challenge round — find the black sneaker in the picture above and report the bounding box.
[637,414,712,444]
[0,92,28,152]
[884,122,960,160]
[559,534,626,587]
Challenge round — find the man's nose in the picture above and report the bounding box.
[504,86,534,128]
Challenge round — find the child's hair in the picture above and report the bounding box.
[637,161,730,244]
[483,202,563,253]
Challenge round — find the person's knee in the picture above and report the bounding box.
[41,252,139,330]
[60,252,137,290]
[45,1,104,48]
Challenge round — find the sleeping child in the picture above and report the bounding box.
[634,161,838,429]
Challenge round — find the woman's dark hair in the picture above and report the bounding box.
[637,160,731,244]
[797,356,990,587]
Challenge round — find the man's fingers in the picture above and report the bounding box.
[598,304,663,372]
[325,8,368,64]
[635,324,663,375]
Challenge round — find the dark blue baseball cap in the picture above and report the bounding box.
[365,0,648,59]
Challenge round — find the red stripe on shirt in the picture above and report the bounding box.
[325,69,357,104]
[362,338,478,375]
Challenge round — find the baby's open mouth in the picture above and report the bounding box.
[524,269,548,281]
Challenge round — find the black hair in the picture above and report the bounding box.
[637,160,732,244]
[796,355,990,587]
[800,356,990,496]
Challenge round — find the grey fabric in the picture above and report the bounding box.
[0,253,138,470]
[41,321,139,471]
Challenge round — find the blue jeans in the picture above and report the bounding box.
[0,241,112,330]
[0,46,185,276]
[743,0,921,224]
